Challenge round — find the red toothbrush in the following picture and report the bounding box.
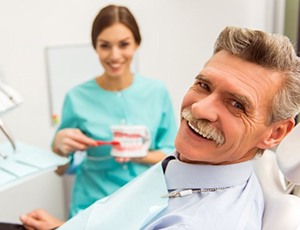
[95,140,121,146]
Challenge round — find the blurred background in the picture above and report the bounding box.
[0,0,298,222]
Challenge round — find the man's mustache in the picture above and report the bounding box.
[181,107,225,146]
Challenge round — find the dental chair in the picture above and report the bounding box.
[254,123,300,230]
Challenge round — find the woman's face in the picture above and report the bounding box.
[95,23,138,78]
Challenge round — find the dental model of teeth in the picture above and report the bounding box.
[108,125,151,157]
[111,132,147,156]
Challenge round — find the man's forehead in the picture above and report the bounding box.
[200,51,283,90]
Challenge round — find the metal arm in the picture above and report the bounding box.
[0,118,16,155]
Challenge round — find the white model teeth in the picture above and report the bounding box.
[115,137,142,146]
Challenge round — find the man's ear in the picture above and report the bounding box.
[257,118,295,149]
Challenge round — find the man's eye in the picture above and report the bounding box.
[199,82,210,91]
[231,101,245,111]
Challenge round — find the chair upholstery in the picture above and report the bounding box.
[254,124,300,230]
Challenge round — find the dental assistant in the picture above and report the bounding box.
[51,4,177,217]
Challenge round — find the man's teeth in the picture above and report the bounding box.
[188,122,212,140]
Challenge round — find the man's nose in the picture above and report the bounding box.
[191,95,219,122]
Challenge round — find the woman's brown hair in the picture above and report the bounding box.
[91,5,141,49]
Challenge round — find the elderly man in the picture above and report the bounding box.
[21,26,300,230]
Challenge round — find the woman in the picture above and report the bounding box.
[52,5,177,217]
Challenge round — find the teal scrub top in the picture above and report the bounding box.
[56,74,177,217]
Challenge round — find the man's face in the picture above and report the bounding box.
[175,50,283,164]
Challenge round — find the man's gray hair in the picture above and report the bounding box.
[214,26,300,124]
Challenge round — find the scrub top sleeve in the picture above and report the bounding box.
[52,93,80,174]
[57,93,79,130]
[154,88,178,155]
[51,93,78,149]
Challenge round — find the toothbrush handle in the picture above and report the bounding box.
[96,140,120,146]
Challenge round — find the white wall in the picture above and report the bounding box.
[0,0,285,222]
[0,0,284,149]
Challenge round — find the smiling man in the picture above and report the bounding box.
[176,50,286,165]
[144,27,300,229]
[21,27,300,230]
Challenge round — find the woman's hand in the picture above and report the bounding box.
[114,156,131,163]
[20,209,64,230]
[52,128,97,156]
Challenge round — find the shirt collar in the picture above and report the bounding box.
[163,154,254,190]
